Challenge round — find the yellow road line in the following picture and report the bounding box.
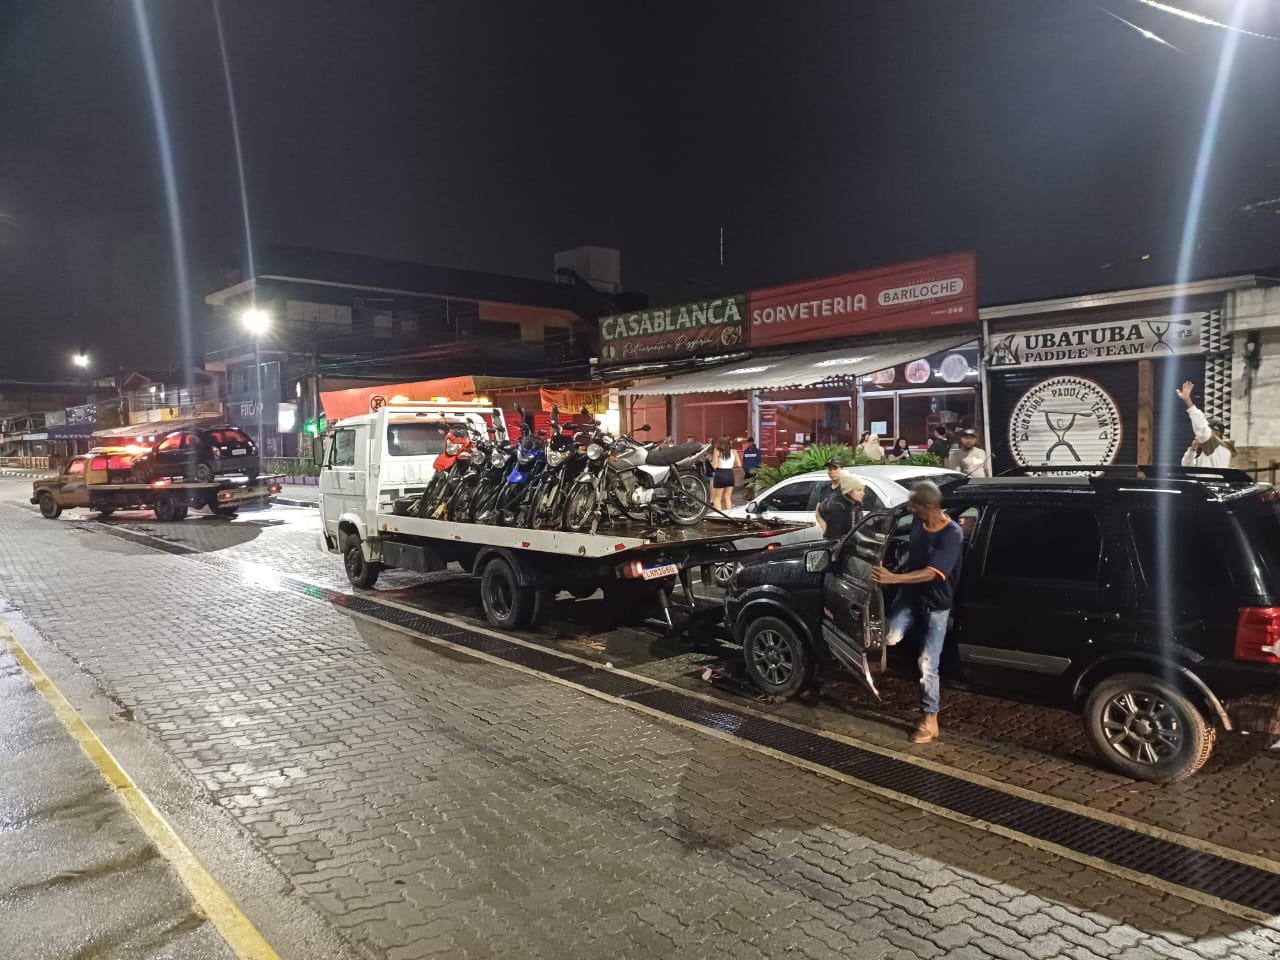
[0,626,281,960]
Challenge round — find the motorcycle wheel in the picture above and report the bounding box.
[448,479,478,522]
[668,472,709,525]
[529,478,560,529]
[472,480,504,525]
[562,483,599,532]
[418,473,446,517]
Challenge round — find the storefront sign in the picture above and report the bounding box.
[1008,375,1123,467]
[747,252,976,348]
[599,295,747,365]
[540,387,608,414]
[987,313,1205,370]
[758,406,778,454]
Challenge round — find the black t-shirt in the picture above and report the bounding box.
[927,438,950,461]
[823,497,853,542]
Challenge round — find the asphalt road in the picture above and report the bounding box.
[2,477,1279,960]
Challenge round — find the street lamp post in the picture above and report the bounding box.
[240,308,270,458]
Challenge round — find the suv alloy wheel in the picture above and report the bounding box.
[1083,673,1215,782]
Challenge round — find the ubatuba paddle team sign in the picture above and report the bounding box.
[1009,375,1123,467]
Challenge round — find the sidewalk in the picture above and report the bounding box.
[275,481,319,507]
[0,646,237,960]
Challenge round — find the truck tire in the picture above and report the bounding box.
[97,506,115,518]
[344,537,381,589]
[154,494,181,522]
[1083,673,1214,783]
[527,587,555,629]
[743,615,815,699]
[480,558,534,629]
[38,492,62,519]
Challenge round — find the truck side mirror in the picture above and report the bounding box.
[804,549,831,573]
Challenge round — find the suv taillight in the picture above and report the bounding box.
[1234,607,1280,664]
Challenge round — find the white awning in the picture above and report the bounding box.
[618,334,975,396]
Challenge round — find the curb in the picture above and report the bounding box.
[274,497,318,508]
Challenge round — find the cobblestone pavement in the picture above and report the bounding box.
[45,489,1280,863]
[3,481,1280,959]
[0,645,237,960]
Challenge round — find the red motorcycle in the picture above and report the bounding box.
[416,425,475,517]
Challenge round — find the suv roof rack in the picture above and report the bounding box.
[998,464,1255,483]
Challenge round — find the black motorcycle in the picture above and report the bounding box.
[525,405,582,529]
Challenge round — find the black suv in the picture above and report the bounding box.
[130,426,260,483]
[724,466,1280,782]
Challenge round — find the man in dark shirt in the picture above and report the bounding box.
[872,480,963,744]
[926,426,951,462]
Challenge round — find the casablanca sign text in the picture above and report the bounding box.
[599,295,747,365]
[987,314,1204,369]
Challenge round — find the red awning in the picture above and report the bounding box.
[320,375,531,421]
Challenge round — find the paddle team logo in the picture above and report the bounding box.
[1008,375,1123,466]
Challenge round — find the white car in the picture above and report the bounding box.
[715,465,965,580]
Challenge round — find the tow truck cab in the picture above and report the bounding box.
[319,400,499,553]
[32,447,145,517]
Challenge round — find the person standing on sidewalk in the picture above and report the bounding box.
[947,428,991,477]
[1177,380,1235,468]
[818,471,866,542]
[871,481,963,744]
[927,426,951,462]
[742,437,762,480]
[710,435,741,512]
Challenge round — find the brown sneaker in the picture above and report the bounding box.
[910,713,939,744]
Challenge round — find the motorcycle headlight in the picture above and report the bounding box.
[444,440,460,455]
[587,443,604,461]
[547,449,566,466]
[491,450,506,467]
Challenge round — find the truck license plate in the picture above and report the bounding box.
[232,449,248,455]
[642,563,679,580]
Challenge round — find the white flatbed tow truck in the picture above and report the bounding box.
[318,401,799,629]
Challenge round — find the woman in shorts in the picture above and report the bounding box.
[710,435,741,512]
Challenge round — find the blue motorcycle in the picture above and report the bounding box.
[485,406,548,526]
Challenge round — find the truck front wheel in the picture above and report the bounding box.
[344,537,381,589]
[38,493,62,519]
[480,558,534,629]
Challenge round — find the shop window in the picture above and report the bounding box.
[984,506,1104,583]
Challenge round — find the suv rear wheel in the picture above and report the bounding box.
[1083,673,1214,782]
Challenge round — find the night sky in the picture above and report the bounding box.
[1,0,1278,379]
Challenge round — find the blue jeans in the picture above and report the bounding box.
[884,596,950,715]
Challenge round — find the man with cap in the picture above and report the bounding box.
[814,457,845,534]
[947,428,991,477]
[872,480,963,744]
[818,470,865,542]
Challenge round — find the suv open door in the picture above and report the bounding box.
[819,510,899,699]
